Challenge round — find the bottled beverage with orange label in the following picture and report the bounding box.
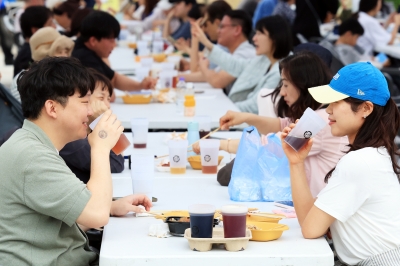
[184,95,196,117]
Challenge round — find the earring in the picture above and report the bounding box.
[364,116,367,119]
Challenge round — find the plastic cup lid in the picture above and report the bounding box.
[221,204,248,214]
[188,204,215,214]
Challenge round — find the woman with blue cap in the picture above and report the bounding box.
[281,62,400,265]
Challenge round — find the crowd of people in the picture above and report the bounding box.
[0,0,400,265]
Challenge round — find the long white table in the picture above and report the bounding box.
[375,43,400,59]
[111,87,239,130]
[100,133,334,266]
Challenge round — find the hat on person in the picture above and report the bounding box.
[308,62,390,106]
[157,0,174,11]
[30,27,75,61]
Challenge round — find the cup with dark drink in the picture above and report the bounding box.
[188,204,215,238]
[131,118,149,149]
[221,205,247,238]
[194,115,211,139]
[284,108,327,152]
[199,139,219,174]
[89,113,131,155]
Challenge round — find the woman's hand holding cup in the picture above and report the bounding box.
[280,121,313,165]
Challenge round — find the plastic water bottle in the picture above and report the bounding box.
[187,121,200,157]
[176,77,186,114]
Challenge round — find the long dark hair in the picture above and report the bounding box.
[143,0,159,18]
[324,97,400,182]
[265,52,332,121]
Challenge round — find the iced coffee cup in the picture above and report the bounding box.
[221,204,247,238]
[188,204,215,238]
[168,139,188,174]
[199,139,219,174]
[131,118,149,149]
[284,107,327,152]
[89,113,130,155]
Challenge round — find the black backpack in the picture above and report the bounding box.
[0,83,23,146]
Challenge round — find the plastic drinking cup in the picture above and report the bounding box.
[89,113,130,155]
[140,57,154,68]
[199,139,219,174]
[159,71,175,89]
[188,204,215,238]
[161,62,175,71]
[131,118,149,149]
[194,115,211,138]
[168,139,188,174]
[130,154,154,199]
[284,107,327,152]
[221,205,247,238]
[135,67,150,82]
[152,41,164,54]
[167,55,181,70]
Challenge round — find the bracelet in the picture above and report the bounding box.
[227,138,231,154]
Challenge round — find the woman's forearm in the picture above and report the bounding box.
[190,37,199,72]
[220,139,240,154]
[289,163,315,226]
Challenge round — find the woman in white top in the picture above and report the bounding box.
[356,0,400,55]
[282,61,400,265]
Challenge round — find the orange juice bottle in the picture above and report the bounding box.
[184,95,195,117]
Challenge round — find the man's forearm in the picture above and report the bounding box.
[112,73,141,91]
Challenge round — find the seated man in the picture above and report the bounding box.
[0,57,152,265]
[14,6,55,77]
[182,10,256,94]
[60,69,124,184]
[73,11,156,92]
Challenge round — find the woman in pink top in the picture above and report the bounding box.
[216,52,348,196]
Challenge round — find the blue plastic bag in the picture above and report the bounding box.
[256,134,292,202]
[228,126,262,201]
[228,128,291,202]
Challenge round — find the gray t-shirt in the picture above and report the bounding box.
[0,120,98,265]
[335,44,363,65]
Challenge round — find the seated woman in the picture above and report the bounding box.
[195,52,348,196]
[356,0,400,56]
[60,70,125,184]
[282,62,400,265]
[191,15,291,113]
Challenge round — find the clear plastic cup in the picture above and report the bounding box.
[135,67,150,82]
[130,154,154,199]
[284,107,327,152]
[168,139,188,174]
[152,41,164,54]
[89,113,130,155]
[159,71,175,89]
[199,139,219,174]
[188,204,215,238]
[161,62,175,71]
[138,48,150,57]
[140,57,154,68]
[221,204,247,238]
[194,115,211,139]
[131,118,149,149]
[167,55,181,70]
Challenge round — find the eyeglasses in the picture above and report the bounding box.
[218,24,238,29]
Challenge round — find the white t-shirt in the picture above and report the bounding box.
[357,12,391,56]
[315,147,400,265]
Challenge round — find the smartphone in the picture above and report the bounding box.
[274,200,294,209]
[375,52,388,64]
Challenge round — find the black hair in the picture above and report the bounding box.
[17,57,96,120]
[80,11,120,42]
[339,18,365,36]
[53,0,80,18]
[88,68,113,97]
[143,0,159,17]
[225,10,253,40]
[359,0,379,13]
[20,6,53,39]
[170,0,201,19]
[325,97,400,183]
[68,8,93,37]
[265,52,332,121]
[206,0,232,23]
[255,15,292,59]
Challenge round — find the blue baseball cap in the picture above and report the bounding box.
[308,62,390,106]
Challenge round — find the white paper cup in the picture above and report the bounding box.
[284,108,327,152]
[131,118,149,149]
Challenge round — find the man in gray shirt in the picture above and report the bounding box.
[0,57,152,265]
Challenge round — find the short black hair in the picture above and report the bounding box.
[359,0,379,13]
[88,68,113,97]
[255,15,292,59]
[17,57,96,120]
[53,0,80,18]
[339,18,365,36]
[80,11,120,42]
[225,10,253,40]
[20,6,52,39]
[206,0,232,23]
[69,8,93,37]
